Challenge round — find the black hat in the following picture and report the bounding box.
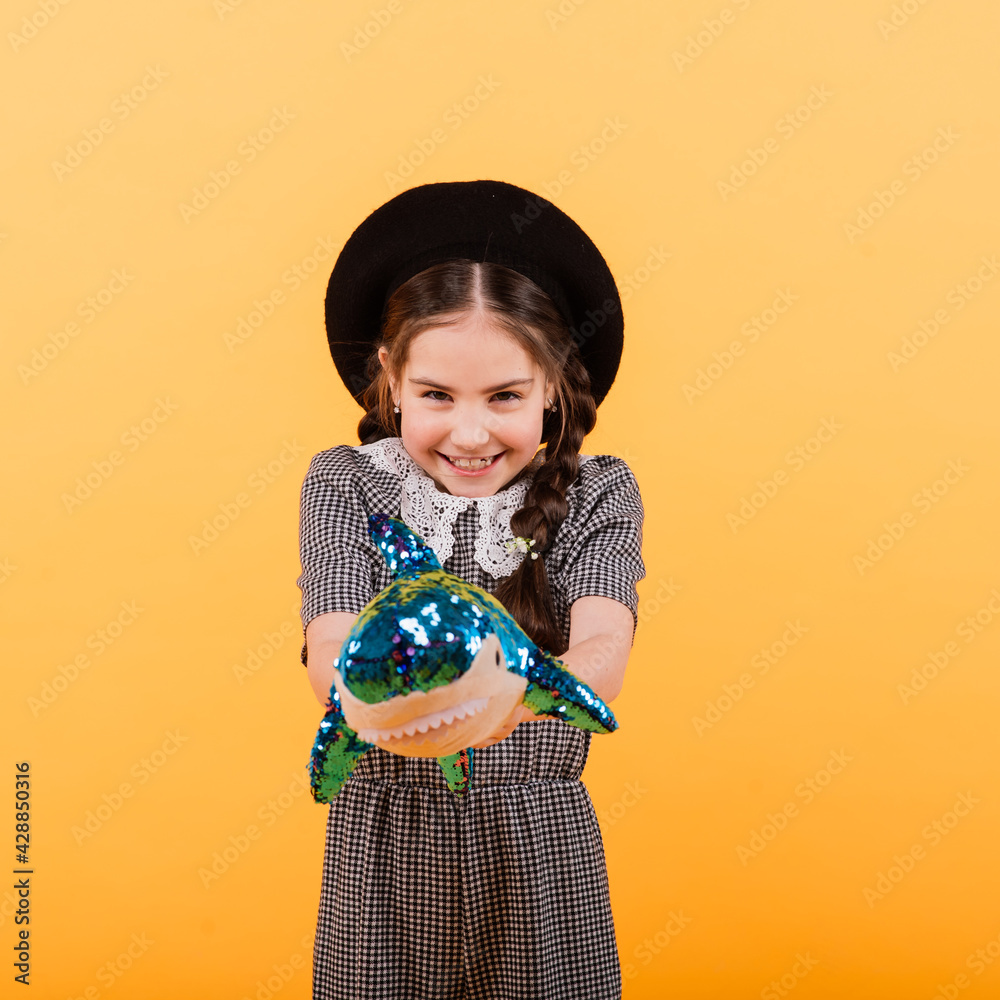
[324,179,624,408]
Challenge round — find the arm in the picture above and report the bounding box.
[556,457,644,706]
[305,611,359,709]
[297,449,376,708]
[558,594,634,704]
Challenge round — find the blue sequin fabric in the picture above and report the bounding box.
[308,512,617,802]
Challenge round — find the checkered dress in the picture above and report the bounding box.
[297,438,645,1000]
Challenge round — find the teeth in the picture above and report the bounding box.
[357,697,489,744]
[448,455,496,470]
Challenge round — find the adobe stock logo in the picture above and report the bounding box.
[671,0,755,73]
[51,67,170,180]
[852,459,970,575]
[384,77,500,193]
[61,397,179,512]
[71,731,189,845]
[27,601,144,717]
[340,1,409,61]
[223,237,337,352]
[887,256,998,372]
[896,589,1000,705]
[877,0,933,39]
[178,108,296,223]
[9,0,74,53]
[188,440,306,555]
[736,750,853,865]
[683,288,798,401]
[621,911,694,983]
[843,127,959,243]
[862,791,979,908]
[595,780,648,833]
[717,86,834,201]
[760,953,819,999]
[691,619,808,736]
[726,418,843,533]
[544,0,588,30]
[18,269,135,384]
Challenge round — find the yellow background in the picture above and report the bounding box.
[3,1,999,997]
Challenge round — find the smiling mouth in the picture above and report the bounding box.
[439,452,502,471]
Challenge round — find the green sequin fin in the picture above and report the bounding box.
[436,748,474,796]
[310,709,372,804]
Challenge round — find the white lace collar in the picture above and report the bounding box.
[354,437,537,579]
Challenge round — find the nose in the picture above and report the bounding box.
[447,410,492,452]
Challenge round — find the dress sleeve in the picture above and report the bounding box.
[296,448,378,665]
[559,457,646,639]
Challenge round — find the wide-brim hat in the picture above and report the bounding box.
[325,179,624,408]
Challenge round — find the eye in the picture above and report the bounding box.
[420,390,522,403]
[495,649,501,666]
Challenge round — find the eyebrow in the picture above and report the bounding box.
[408,377,535,393]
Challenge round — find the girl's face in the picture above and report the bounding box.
[380,311,552,498]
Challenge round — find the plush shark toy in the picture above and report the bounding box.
[309,513,618,802]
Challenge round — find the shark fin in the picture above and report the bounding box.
[436,747,474,796]
[309,691,372,804]
[522,648,619,734]
[368,512,443,579]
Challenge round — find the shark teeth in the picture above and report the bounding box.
[357,697,490,744]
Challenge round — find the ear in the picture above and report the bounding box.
[378,347,398,401]
[377,346,389,369]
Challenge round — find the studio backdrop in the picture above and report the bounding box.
[3,1,999,997]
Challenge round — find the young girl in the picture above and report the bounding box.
[297,180,646,1000]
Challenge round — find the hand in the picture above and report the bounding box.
[470,703,548,749]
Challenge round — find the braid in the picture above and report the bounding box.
[492,352,596,655]
[356,347,399,444]
[357,405,396,445]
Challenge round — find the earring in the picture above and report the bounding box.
[546,398,558,413]
[393,402,400,414]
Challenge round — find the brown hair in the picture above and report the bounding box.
[356,259,596,655]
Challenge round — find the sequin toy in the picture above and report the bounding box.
[309,512,618,801]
